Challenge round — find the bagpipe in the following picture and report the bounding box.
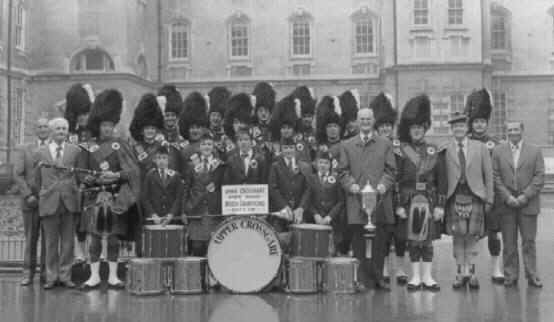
[37,161,103,177]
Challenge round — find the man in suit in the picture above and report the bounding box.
[223,129,269,185]
[34,117,81,289]
[14,117,50,285]
[444,112,494,290]
[492,121,544,288]
[338,107,396,291]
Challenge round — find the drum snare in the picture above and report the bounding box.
[142,225,187,258]
[286,257,322,294]
[290,224,332,258]
[321,257,359,294]
[170,257,208,295]
[126,258,166,295]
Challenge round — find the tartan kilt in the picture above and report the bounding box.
[445,196,485,237]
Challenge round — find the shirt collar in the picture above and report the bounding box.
[50,141,65,149]
[318,171,329,178]
[240,149,253,158]
[360,131,373,142]
[455,137,468,147]
[510,140,523,150]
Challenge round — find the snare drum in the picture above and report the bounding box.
[208,216,283,293]
[170,257,208,295]
[126,258,166,295]
[142,225,187,258]
[321,257,359,293]
[290,224,332,258]
[286,257,321,294]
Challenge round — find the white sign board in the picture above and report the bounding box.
[222,184,269,215]
[545,157,554,174]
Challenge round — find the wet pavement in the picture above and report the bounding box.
[2,208,554,322]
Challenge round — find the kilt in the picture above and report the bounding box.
[82,205,127,236]
[445,195,485,237]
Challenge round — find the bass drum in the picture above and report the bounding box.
[207,216,283,293]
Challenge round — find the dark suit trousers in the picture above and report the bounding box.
[41,202,74,283]
[501,211,538,281]
[348,223,389,287]
[22,206,45,277]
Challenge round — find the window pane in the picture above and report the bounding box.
[231,22,249,57]
[492,91,507,137]
[414,0,429,25]
[85,51,103,70]
[491,13,506,49]
[171,23,188,59]
[292,21,310,56]
[355,19,374,54]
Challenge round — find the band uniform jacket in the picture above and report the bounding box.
[132,140,163,182]
[158,133,190,177]
[306,170,345,230]
[444,139,494,204]
[470,133,502,231]
[141,168,184,218]
[318,140,341,173]
[33,143,81,217]
[223,150,269,185]
[268,156,311,232]
[185,154,226,241]
[14,141,43,210]
[394,141,447,241]
[492,141,544,216]
[338,134,396,225]
[77,138,140,237]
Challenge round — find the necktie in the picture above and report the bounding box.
[458,141,466,184]
[160,169,166,182]
[56,145,62,160]
[241,153,249,175]
[363,135,369,145]
[203,157,209,172]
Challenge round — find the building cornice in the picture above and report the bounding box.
[388,63,491,72]
[492,72,554,82]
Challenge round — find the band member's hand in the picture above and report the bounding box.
[484,203,493,213]
[180,214,188,226]
[507,196,519,208]
[433,207,445,221]
[350,184,360,194]
[376,184,386,195]
[26,195,37,205]
[162,214,174,226]
[323,216,332,225]
[100,171,120,182]
[395,207,407,219]
[314,214,323,225]
[516,195,528,206]
[151,214,162,225]
[293,208,304,224]
[83,175,95,184]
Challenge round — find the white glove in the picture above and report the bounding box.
[395,207,407,219]
[433,207,445,221]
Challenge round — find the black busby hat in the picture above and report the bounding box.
[208,86,231,117]
[178,92,209,140]
[157,84,183,116]
[370,92,397,130]
[339,89,360,125]
[65,83,94,133]
[223,93,255,138]
[465,88,492,130]
[199,131,215,142]
[316,96,343,143]
[129,93,165,142]
[87,89,123,138]
[252,82,276,114]
[291,86,316,117]
[398,94,431,143]
[269,95,302,140]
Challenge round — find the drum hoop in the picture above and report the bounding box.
[174,257,207,263]
[325,258,359,264]
[144,225,184,230]
[207,216,282,293]
[290,223,332,231]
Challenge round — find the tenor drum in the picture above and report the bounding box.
[170,257,208,295]
[208,216,283,293]
[290,224,332,258]
[126,258,165,295]
[321,257,359,293]
[142,225,187,258]
[285,257,321,294]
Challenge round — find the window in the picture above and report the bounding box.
[450,94,464,113]
[170,22,189,60]
[292,64,311,76]
[15,4,25,50]
[13,88,24,145]
[414,36,431,59]
[491,8,509,50]
[230,20,249,58]
[71,49,115,72]
[449,36,469,57]
[491,91,506,138]
[448,0,463,25]
[354,18,375,55]
[432,101,450,135]
[292,20,311,57]
[414,0,429,25]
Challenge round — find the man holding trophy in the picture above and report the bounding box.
[338,107,396,291]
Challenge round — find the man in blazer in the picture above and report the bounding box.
[492,121,544,288]
[444,112,493,290]
[33,118,81,289]
[223,129,269,185]
[14,117,50,285]
[338,107,396,291]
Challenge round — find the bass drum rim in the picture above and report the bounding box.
[207,216,283,293]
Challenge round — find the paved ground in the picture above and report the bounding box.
[2,207,554,322]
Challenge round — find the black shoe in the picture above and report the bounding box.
[491,276,505,284]
[60,281,76,288]
[422,283,440,292]
[504,279,518,287]
[528,277,543,288]
[407,283,422,291]
[396,275,409,285]
[468,277,480,290]
[20,276,33,286]
[80,282,101,291]
[43,282,56,290]
[375,279,391,291]
[452,276,466,290]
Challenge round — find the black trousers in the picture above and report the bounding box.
[348,223,392,287]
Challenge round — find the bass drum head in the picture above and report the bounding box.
[208,216,282,293]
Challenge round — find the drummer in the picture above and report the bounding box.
[141,146,184,226]
[268,136,311,250]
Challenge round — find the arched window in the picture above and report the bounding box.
[169,21,190,61]
[228,12,250,59]
[491,3,511,51]
[136,54,148,78]
[289,8,313,58]
[351,6,378,56]
[70,48,115,72]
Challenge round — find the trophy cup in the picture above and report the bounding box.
[360,180,377,258]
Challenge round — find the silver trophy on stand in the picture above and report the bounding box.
[360,179,377,259]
